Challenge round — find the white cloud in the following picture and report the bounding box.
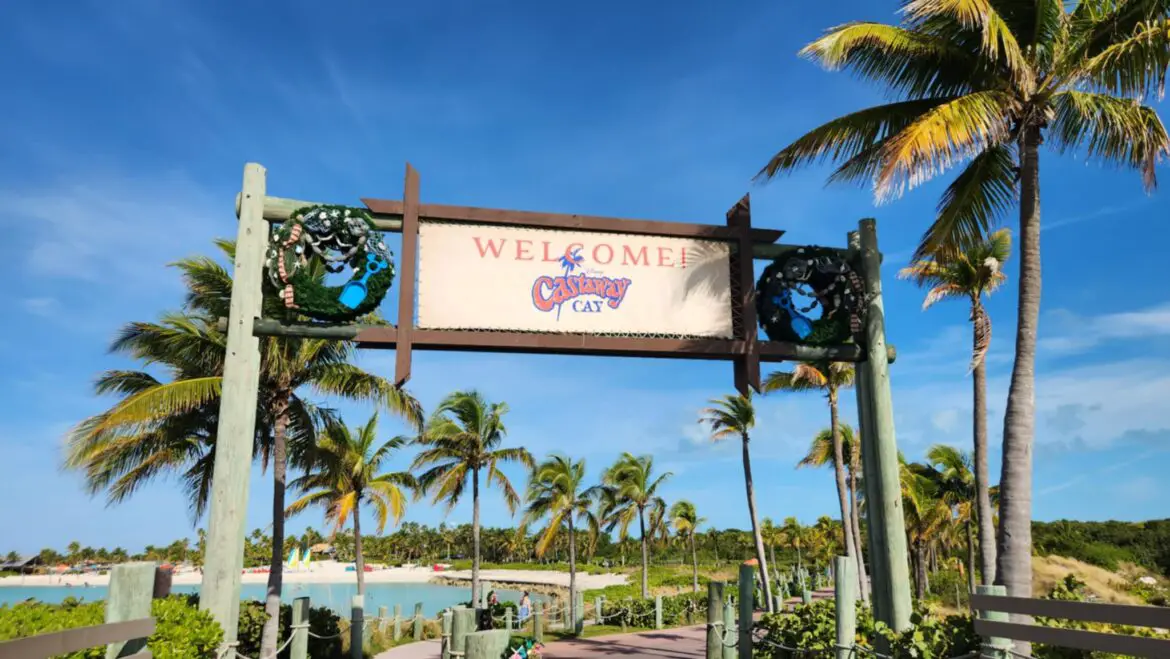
[0,171,223,285]
[1039,303,1170,355]
[21,297,58,316]
[1115,476,1161,502]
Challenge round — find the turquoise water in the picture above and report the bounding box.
[0,582,530,617]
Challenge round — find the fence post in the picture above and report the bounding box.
[291,596,310,659]
[722,600,736,659]
[105,562,157,659]
[392,603,402,641]
[533,609,544,643]
[441,610,453,659]
[378,605,388,634]
[481,581,492,609]
[835,557,857,659]
[452,607,475,659]
[413,602,424,641]
[350,595,364,659]
[654,595,663,630]
[504,607,512,631]
[802,589,812,606]
[706,581,724,659]
[976,585,1011,659]
[738,563,754,659]
[595,596,604,625]
[573,589,584,634]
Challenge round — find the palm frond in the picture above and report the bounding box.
[876,91,1017,201]
[1050,90,1170,191]
[914,143,1018,259]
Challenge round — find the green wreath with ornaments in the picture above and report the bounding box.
[265,205,395,322]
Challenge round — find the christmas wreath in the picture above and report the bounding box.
[755,246,866,345]
[265,205,395,321]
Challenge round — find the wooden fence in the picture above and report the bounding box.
[0,562,168,659]
[973,584,1170,658]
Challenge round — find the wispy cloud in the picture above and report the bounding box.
[1042,199,1152,232]
[1039,302,1170,355]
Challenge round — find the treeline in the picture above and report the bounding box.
[14,518,1169,578]
[1033,519,1170,575]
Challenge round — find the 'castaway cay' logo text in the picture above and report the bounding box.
[472,237,692,319]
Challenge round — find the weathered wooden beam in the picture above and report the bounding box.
[395,165,420,386]
[971,593,1170,628]
[737,565,753,659]
[706,581,724,659]
[105,563,157,659]
[0,619,155,658]
[834,557,857,659]
[231,318,897,364]
[856,218,913,633]
[974,619,1170,658]
[201,164,268,649]
[244,195,849,258]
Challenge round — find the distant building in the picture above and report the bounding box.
[0,555,45,574]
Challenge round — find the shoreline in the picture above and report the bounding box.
[0,562,627,591]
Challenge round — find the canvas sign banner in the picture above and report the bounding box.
[416,221,734,337]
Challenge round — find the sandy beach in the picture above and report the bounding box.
[0,561,628,590]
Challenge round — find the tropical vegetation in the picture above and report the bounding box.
[698,394,775,611]
[412,390,533,608]
[756,0,1170,608]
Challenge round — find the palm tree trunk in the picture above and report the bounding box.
[472,467,482,608]
[914,544,927,600]
[847,440,869,603]
[568,515,577,635]
[965,521,976,596]
[971,307,998,586]
[690,533,699,593]
[740,432,774,613]
[638,507,650,599]
[354,496,366,596]
[998,126,1040,658]
[828,391,858,580]
[260,393,290,658]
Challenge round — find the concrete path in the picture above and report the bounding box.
[539,625,708,658]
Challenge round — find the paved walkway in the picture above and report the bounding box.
[375,590,834,658]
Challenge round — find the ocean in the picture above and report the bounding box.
[0,581,531,617]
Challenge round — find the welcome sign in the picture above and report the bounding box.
[416,221,734,338]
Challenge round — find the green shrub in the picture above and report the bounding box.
[0,596,221,659]
[754,600,976,659]
[230,598,342,659]
[596,591,708,629]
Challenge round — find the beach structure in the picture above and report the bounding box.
[199,162,913,652]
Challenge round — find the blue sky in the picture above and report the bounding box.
[1,0,1168,555]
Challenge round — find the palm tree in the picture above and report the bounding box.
[521,454,599,633]
[910,445,981,595]
[412,390,534,607]
[698,393,775,612]
[669,500,705,593]
[756,4,1170,615]
[765,363,868,601]
[63,240,423,657]
[286,414,414,595]
[899,229,1011,586]
[600,453,671,599]
[780,517,809,590]
[900,458,951,600]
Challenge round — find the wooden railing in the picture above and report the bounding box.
[972,585,1170,658]
[0,562,169,659]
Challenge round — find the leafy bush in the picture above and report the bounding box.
[230,598,342,659]
[596,591,708,629]
[753,599,976,659]
[0,596,221,659]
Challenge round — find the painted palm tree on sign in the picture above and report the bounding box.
[669,500,705,593]
[63,239,423,657]
[412,390,533,607]
[286,414,415,595]
[899,228,1011,586]
[698,393,775,612]
[756,3,1170,620]
[521,453,600,634]
[600,453,671,599]
[765,362,868,602]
